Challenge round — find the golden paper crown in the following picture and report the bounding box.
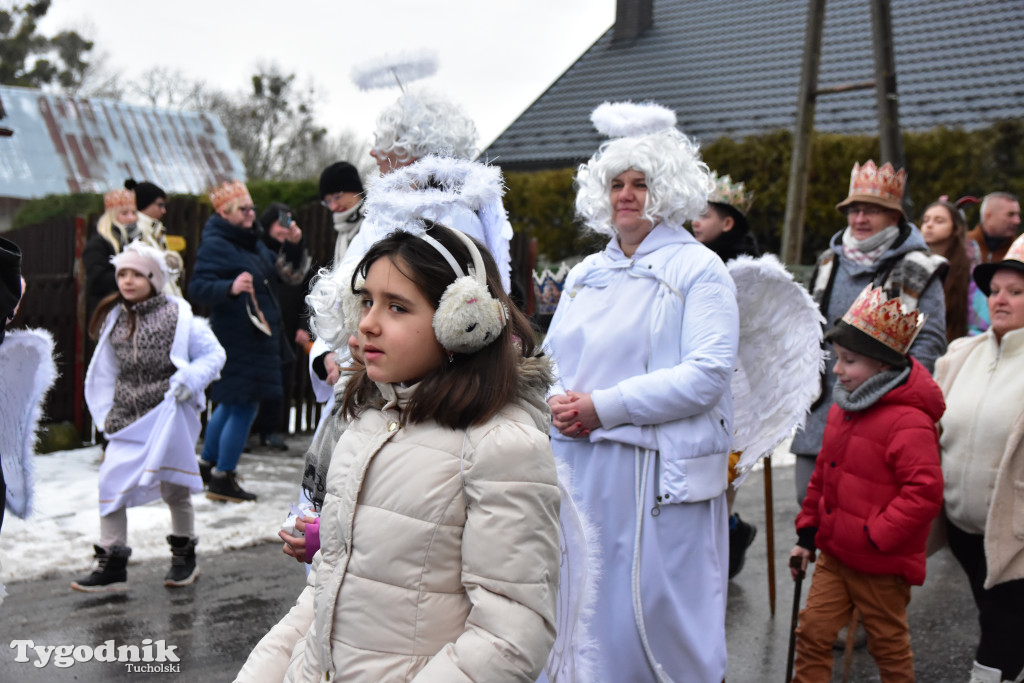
[104,188,136,211]
[837,160,906,213]
[842,286,924,355]
[209,180,251,212]
[708,172,754,214]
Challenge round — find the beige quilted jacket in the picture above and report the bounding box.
[934,331,1024,588]
[237,359,561,682]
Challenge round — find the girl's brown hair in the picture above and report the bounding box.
[87,276,157,341]
[921,200,970,341]
[341,223,536,430]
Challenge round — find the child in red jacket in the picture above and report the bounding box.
[790,286,945,683]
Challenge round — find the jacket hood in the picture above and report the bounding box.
[514,352,555,433]
[604,221,697,259]
[376,351,554,433]
[876,357,945,423]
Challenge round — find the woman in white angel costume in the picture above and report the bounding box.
[543,102,737,682]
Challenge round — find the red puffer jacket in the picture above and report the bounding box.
[796,358,945,585]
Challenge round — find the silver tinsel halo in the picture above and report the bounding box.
[590,101,677,138]
[350,50,439,91]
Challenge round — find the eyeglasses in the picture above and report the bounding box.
[321,193,343,209]
[845,204,885,216]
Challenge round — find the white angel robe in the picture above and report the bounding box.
[85,296,225,516]
[543,224,738,683]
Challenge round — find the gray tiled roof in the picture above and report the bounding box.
[483,0,1024,170]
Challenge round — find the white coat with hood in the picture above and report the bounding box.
[542,222,738,682]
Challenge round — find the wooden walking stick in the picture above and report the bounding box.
[764,453,776,616]
[839,608,860,683]
[785,555,805,683]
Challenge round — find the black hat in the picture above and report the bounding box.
[1,235,24,344]
[318,162,363,199]
[824,320,909,369]
[125,179,166,211]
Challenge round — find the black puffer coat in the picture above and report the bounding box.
[188,214,285,403]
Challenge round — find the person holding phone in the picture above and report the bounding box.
[251,202,311,452]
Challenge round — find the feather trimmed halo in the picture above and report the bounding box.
[590,101,677,138]
[365,156,506,225]
[364,156,514,295]
[350,49,439,91]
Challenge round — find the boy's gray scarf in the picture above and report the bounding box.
[832,365,910,413]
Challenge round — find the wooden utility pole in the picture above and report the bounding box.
[780,0,827,266]
[781,0,906,264]
[870,0,910,213]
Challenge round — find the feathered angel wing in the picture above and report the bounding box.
[0,328,58,519]
[728,255,825,485]
[544,460,601,683]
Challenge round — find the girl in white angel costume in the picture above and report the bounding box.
[73,241,225,592]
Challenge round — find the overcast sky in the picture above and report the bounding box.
[39,1,616,152]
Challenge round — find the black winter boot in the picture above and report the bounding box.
[728,513,757,579]
[206,470,258,503]
[197,458,213,487]
[164,535,199,587]
[71,544,131,592]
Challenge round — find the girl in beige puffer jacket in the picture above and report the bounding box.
[237,223,562,683]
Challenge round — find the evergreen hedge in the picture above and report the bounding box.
[506,120,1024,265]
[13,121,1024,266]
[11,179,321,231]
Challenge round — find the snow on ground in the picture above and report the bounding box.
[1,444,308,584]
[1,436,795,585]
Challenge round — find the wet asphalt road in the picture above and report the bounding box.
[1,462,980,682]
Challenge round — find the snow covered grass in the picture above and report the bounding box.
[1,445,307,584]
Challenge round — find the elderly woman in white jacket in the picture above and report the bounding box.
[543,102,737,682]
[934,233,1024,683]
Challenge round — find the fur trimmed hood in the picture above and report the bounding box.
[515,352,555,434]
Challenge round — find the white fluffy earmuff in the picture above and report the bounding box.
[423,229,507,354]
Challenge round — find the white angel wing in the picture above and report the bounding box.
[543,459,600,683]
[728,255,825,485]
[0,328,58,519]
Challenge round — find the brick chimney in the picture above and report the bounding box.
[613,0,653,44]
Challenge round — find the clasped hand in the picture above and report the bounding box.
[548,391,600,438]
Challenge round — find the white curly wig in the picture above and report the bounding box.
[371,89,479,165]
[575,108,713,236]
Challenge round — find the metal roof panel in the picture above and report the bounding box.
[0,85,246,200]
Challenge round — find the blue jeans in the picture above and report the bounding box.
[201,402,259,473]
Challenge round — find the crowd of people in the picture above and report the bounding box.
[1,84,1023,683]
